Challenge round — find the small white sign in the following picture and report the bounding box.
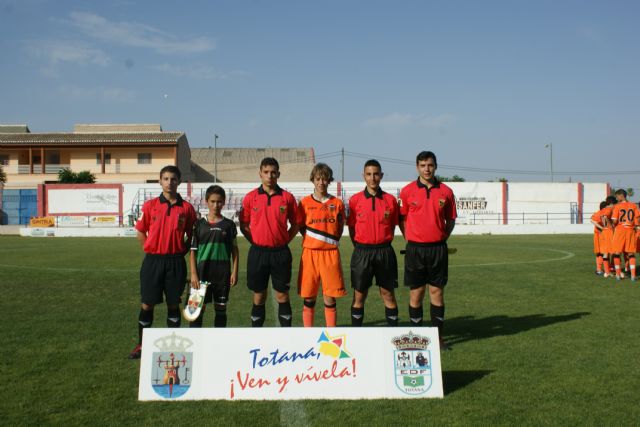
[139,327,443,401]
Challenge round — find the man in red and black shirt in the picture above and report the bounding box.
[399,151,456,349]
[240,157,299,327]
[129,165,197,359]
[347,159,400,326]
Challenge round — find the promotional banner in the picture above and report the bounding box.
[139,327,443,401]
[29,216,55,227]
[46,186,121,215]
[448,182,502,224]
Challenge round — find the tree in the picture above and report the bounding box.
[0,165,6,185]
[437,175,465,182]
[57,168,96,183]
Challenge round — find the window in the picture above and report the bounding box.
[96,153,112,164]
[138,153,152,164]
[46,151,60,164]
[0,155,8,166]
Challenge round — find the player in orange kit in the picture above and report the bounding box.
[591,197,617,278]
[610,189,640,281]
[296,163,347,327]
[590,201,607,275]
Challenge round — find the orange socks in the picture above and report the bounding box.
[324,304,337,327]
[596,254,603,272]
[302,302,315,327]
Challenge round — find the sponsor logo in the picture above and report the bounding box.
[310,218,336,224]
[392,331,432,395]
[29,217,55,227]
[151,332,193,399]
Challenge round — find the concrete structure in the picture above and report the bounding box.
[190,147,315,182]
[0,124,191,187]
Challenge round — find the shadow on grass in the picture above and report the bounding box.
[443,370,493,395]
[445,312,590,345]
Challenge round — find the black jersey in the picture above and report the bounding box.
[190,217,237,284]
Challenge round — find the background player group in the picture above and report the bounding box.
[130,151,457,358]
[591,189,640,281]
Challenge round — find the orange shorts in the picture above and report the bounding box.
[612,228,637,254]
[593,232,601,254]
[297,247,347,298]
[598,229,613,254]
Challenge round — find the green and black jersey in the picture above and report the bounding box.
[190,217,237,285]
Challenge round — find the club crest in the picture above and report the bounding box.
[151,332,193,399]
[392,331,432,395]
[439,199,445,208]
[280,205,287,214]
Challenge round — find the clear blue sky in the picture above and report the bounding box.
[1,0,638,185]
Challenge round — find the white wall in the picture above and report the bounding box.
[119,181,609,226]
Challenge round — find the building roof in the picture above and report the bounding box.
[0,132,185,146]
[0,125,30,133]
[191,147,315,164]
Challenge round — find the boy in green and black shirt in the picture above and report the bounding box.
[189,185,239,327]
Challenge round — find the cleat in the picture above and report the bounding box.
[620,272,625,279]
[616,276,622,281]
[128,344,142,359]
[632,277,637,282]
[595,271,604,276]
[603,273,610,278]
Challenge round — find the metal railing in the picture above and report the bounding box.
[17,164,70,174]
[457,212,584,225]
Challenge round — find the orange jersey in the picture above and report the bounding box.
[297,195,345,250]
[591,206,613,233]
[611,202,640,230]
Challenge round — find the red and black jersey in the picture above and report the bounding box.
[399,179,457,243]
[135,193,197,255]
[347,187,399,245]
[240,185,297,247]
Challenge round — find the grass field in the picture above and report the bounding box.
[2,234,639,426]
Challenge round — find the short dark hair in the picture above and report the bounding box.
[364,159,382,170]
[416,151,437,167]
[159,165,181,180]
[260,157,280,171]
[615,189,627,198]
[205,185,226,201]
[599,201,607,209]
[605,195,617,205]
[309,163,334,183]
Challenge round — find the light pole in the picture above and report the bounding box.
[214,134,219,183]
[544,143,554,182]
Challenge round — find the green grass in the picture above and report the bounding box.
[2,234,638,426]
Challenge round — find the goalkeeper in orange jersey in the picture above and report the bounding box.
[610,189,640,281]
[296,163,347,327]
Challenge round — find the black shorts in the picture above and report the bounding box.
[140,254,187,305]
[203,282,230,305]
[403,241,448,289]
[350,243,398,291]
[247,245,292,293]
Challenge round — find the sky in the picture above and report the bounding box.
[1,0,639,186]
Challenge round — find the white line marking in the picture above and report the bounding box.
[0,263,138,272]
[451,248,575,268]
